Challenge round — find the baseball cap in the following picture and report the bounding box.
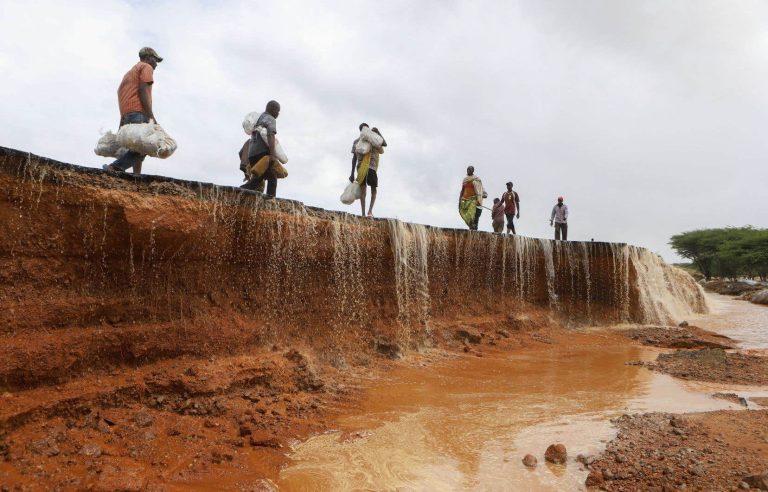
[139,47,163,62]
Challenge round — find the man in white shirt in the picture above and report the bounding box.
[550,196,569,240]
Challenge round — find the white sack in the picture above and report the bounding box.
[242,111,260,135]
[354,127,384,154]
[116,123,177,159]
[340,181,362,205]
[255,126,289,164]
[355,139,371,155]
[94,131,128,158]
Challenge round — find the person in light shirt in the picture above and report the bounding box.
[550,196,569,240]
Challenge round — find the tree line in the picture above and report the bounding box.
[669,227,768,280]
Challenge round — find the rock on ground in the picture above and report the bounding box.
[544,443,567,464]
[522,454,537,467]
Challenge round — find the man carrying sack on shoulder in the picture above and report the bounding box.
[241,100,282,197]
[103,47,162,174]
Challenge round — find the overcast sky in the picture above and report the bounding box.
[2,0,767,261]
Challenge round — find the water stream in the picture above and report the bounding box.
[690,294,768,350]
[276,296,767,491]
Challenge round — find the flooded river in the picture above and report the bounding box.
[691,294,768,349]
[277,295,767,491]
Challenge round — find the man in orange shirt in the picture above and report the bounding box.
[103,47,162,174]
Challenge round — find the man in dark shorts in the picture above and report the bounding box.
[350,124,386,217]
[501,181,521,234]
[241,100,281,197]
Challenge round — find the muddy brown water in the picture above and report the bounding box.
[691,293,768,349]
[273,295,767,491]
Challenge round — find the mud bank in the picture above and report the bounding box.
[585,411,768,491]
[0,146,707,390]
[586,299,768,491]
[0,146,710,490]
[642,348,768,386]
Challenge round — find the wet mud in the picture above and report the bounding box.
[585,411,768,491]
[642,348,768,386]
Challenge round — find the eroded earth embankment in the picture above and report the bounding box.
[0,146,709,489]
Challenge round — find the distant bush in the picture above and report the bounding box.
[669,227,768,280]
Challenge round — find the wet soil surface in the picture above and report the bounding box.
[622,325,736,350]
[642,348,768,386]
[587,296,768,491]
[585,411,768,491]
[0,318,546,490]
[0,350,355,491]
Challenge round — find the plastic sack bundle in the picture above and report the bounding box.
[340,181,362,204]
[94,131,128,158]
[354,127,384,155]
[116,123,177,159]
[254,126,289,164]
[242,111,260,135]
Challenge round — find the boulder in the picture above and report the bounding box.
[522,454,537,467]
[544,443,567,464]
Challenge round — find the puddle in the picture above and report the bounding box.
[270,295,768,491]
[277,344,741,491]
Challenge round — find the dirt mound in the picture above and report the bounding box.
[623,325,735,349]
[586,411,768,491]
[642,348,768,385]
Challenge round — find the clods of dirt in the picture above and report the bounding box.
[623,325,735,349]
[586,411,768,491]
[642,348,768,386]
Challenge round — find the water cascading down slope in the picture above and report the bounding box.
[0,147,707,391]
